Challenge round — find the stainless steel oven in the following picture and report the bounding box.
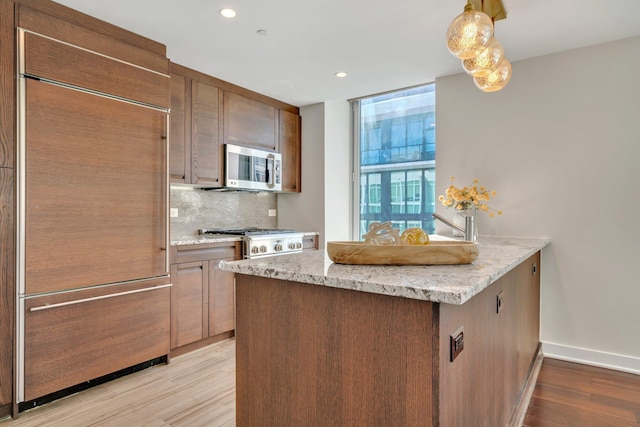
[224,144,282,192]
[200,228,303,259]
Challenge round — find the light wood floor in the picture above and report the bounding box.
[1,339,235,427]
[2,339,640,426]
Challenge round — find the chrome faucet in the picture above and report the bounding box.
[432,212,478,242]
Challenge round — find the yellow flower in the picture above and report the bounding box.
[438,177,502,218]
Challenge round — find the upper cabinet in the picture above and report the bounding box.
[170,63,301,192]
[223,92,277,152]
[279,109,302,193]
[191,81,222,186]
[170,72,188,183]
[170,64,223,187]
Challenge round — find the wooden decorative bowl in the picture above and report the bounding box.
[326,241,479,265]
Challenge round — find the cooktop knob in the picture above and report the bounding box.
[251,246,260,254]
[274,243,283,251]
[260,245,267,253]
[288,243,296,250]
[296,242,303,249]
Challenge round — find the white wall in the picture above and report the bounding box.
[278,101,351,248]
[436,36,640,373]
[323,100,352,245]
[278,103,326,245]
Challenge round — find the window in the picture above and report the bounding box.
[352,84,436,240]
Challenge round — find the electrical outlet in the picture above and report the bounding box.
[497,291,504,313]
[450,327,464,362]
[170,208,179,218]
[268,209,277,217]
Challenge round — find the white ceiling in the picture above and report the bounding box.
[54,0,640,107]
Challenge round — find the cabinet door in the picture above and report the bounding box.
[170,72,190,183]
[224,91,278,152]
[25,79,168,295]
[192,80,222,186]
[209,258,235,336]
[279,110,302,193]
[170,262,208,349]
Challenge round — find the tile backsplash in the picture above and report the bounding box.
[170,187,277,238]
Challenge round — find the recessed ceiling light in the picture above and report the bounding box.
[335,72,347,78]
[220,8,237,18]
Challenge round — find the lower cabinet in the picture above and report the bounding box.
[210,260,236,337]
[23,278,171,402]
[170,241,241,352]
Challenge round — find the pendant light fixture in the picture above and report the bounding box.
[446,0,494,60]
[473,59,512,92]
[462,38,504,77]
[446,0,512,92]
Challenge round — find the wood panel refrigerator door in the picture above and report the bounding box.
[24,79,168,295]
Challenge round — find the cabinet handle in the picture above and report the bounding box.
[29,284,173,312]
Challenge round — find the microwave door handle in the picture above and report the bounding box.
[266,157,274,186]
[250,156,257,183]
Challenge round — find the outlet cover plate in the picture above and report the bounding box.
[450,327,464,362]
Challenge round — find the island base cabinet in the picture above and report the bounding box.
[234,251,541,427]
[235,275,437,427]
[438,252,540,426]
[23,279,171,402]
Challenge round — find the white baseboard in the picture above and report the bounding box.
[542,342,640,375]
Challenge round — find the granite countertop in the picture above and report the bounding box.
[171,234,243,246]
[218,236,550,305]
[171,231,319,246]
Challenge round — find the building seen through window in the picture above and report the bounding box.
[354,84,436,239]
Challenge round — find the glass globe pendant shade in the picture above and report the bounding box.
[473,59,512,92]
[446,1,494,60]
[462,38,504,77]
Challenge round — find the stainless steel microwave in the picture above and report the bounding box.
[224,144,282,192]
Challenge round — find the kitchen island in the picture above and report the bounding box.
[220,236,550,426]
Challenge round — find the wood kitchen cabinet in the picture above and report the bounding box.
[170,261,209,348]
[24,279,171,402]
[10,1,171,413]
[169,241,241,354]
[0,0,14,416]
[438,252,540,425]
[235,252,541,425]
[170,64,223,186]
[210,259,236,336]
[279,109,302,192]
[224,91,278,152]
[170,62,302,191]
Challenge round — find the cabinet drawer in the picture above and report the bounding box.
[171,242,241,264]
[23,278,171,401]
[22,31,170,108]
